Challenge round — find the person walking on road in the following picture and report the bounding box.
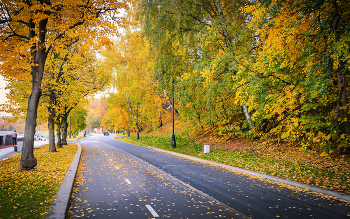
[12,130,17,146]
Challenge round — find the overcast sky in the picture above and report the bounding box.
[0,75,8,104]
[0,75,11,116]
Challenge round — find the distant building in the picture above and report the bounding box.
[94,127,103,134]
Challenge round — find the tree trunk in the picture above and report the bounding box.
[57,122,62,148]
[337,61,350,134]
[48,114,56,152]
[242,104,253,130]
[126,93,135,117]
[163,89,179,117]
[69,116,72,138]
[20,71,42,169]
[61,115,68,145]
[47,92,57,152]
[19,17,48,170]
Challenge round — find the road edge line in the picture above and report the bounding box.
[111,146,251,219]
[115,138,350,202]
[144,145,350,202]
[46,142,82,219]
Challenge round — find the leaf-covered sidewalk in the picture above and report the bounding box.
[0,144,78,218]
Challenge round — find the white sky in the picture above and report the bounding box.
[0,75,8,104]
[0,75,11,116]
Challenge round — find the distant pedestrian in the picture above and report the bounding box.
[12,130,17,146]
[84,130,86,137]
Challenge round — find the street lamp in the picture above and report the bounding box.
[137,102,140,140]
[172,79,176,148]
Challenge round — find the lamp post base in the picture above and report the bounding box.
[137,130,139,140]
[171,134,176,148]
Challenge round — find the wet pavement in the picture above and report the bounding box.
[67,137,245,218]
[67,135,350,218]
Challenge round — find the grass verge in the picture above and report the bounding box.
[0,143,78,218]
[118,134,350,194]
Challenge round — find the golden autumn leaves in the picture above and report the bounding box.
[0,144,78,218]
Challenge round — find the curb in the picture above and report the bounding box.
[119,139,350,202]
[46,143,82,219]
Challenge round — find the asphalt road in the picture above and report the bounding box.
[67,134,350,218]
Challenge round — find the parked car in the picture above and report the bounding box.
[103,131,109,136]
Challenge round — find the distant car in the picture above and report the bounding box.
[103,131,109,136]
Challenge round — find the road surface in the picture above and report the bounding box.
[67,134,350,218]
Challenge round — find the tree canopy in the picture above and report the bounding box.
[101,0,350,154]
[0,0,128,169]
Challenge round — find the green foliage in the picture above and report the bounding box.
[135,0,350,153]
[68,102,87,135]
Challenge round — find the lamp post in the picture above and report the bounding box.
[136,102,140,140]
[172,79,176,148]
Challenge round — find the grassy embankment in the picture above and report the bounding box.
[0,144,78,218]
[117,126,350,195]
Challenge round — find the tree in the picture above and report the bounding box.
[245,0,350,151]
[102,92,134,133]
[68,101,88,136]
[0,0,128,169]
[87,98,108,130]
[43,47,111,151]
[137,0,255,135]
[136,0,350,153]
[101,30,166,133]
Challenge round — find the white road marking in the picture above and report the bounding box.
[125,179,131,184]
[145,205,159,217]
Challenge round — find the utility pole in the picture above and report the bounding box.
[137,102,140,140]
[172,79,176,148]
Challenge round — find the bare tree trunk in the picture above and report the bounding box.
[242,104,253,130]
[48,114,56,152]
[20,72,41,169]
[57,122,62,148]
[126,93,135,117]
[337,61,350,134]
[69,116,72,138]
[48,94,57,152]
[163,89,179,117]
[19,17,48,170]
[61,115,68,145]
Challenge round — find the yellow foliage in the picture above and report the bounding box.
[0,143,78,218]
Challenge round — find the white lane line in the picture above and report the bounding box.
[115,166,119,170]
[125,179,131,184]
[145,205,159,217]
